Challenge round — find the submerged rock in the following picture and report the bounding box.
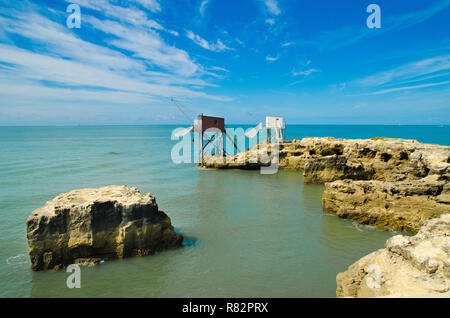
[26,185,183,271]
[336,214,450,298]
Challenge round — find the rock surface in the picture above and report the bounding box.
[323,175,450,233]
[26,185,183,271]
[205,137,449,182]
[336,214,450,298]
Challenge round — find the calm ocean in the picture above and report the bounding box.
[0,125,448,297]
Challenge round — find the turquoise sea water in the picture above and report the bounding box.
[0,125,448,298]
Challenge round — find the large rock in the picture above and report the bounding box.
[26,186,183,271]
[287,137,449,183]
[336,214,450,298]
[204,137,449,183]
[323,175,450,233]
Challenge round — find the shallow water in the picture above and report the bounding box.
[0,125,448,297]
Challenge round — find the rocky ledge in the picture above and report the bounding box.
[26,185,183,271]
[203,137,449,182]
[203,137,449,233]
[323,175,450,233]
[336,214,450,298]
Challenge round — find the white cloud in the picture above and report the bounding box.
[209,66,230,72]
[86,17,197,76]
[199,0,210,15]
[1,10,193,77]
[281,42,292,47]
[0,74,158,105]
[355,55,450,87]
[352,81,450,96]
[0,44,228,101]
[186,30,233,52]
[292,68,319,77]
[68,0,176,34]
[134,0,161,12]
[69,0,151,25]
[265,18,275,25]
[264,0,281,15]
[0,3,232,112]
[266,55,279,62]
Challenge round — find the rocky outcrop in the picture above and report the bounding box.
[26,186,183,271]
[323,175,450,233]
[336,214,450,298]
[299,137,449,184]
[206,137,449,182]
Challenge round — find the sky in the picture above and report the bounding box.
[0,0,449,125]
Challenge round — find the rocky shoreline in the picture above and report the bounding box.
[26,185,183,271]
[323,175,449,233]
[336,214,450,297]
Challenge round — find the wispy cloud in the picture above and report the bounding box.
[352,81,450,96]
[265,55,279,62]
[186,30,233,52]
[199,0,211,15]
[289,66,319,86]
[68,0,177,35]
[264,0,281,16]
[0,2,231,111]
[292,68,319,77]
[0,43,227,101]
[134,0,162,13]
[348,53,450,95]
[355,55,450,87]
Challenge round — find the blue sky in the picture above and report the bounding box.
[0,0,449,125]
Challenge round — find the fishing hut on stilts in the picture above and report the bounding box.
[171,98,240,166]
[245,116,286,143]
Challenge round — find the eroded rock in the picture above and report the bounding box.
[203,137,449,182]
[26,185,183,271]
[336,214,450,298]
[323,175,450,233]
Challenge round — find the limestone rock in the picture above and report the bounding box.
[336,214,450,298]
[303,155,374,184]
[323,175,450,233]
[203,137,449,183]
[26,185,183,271]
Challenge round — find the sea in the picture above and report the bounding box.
[0,125,448,297]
